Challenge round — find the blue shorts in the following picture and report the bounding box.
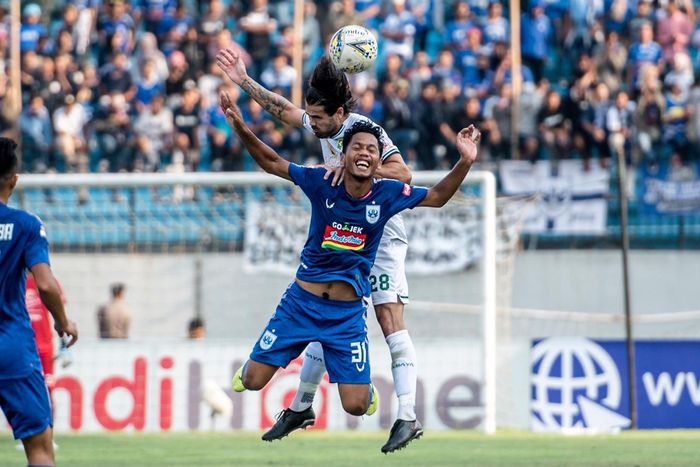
[250,282,371,384]
[0,368,52,440]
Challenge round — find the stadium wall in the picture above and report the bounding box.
[52,250,700,340]
[27,250,695,432]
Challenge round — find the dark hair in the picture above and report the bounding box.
[188,317,205,332]
[111,283,125,297]
[305,56,356,116]
[0,137,18,180]
[342,120,384,156]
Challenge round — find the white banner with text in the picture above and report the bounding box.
[244,202,484,275]
[499,160,609,234]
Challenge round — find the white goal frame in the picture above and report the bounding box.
[19,169,498,434]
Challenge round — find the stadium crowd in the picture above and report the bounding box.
[1,0,700,178]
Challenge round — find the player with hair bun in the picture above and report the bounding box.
[220,87,480,451]
[218,48,431,452]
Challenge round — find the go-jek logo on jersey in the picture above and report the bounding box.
[321,222,366,251]
[531,338,631,432]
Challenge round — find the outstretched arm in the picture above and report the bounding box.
[30,263,78,347]
[217,48,305,127]
[220,90,292,181]
[419,125,480,208]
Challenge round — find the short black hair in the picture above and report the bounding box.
[0,137,18,180]
[305,56,356,115]
[111,283,125,297]
[342,120,384,156]
[188,317,205,332]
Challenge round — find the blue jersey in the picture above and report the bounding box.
[288,164,428,298]
[0,203,50,379]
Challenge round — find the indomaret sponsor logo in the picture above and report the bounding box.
[322,223,366,251]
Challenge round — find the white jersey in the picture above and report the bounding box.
[302,112,408,243]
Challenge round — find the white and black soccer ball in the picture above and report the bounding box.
[329,25,378,74]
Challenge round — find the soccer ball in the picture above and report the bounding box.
[329,25,378,74]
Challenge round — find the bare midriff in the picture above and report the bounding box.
[295,278,359,301]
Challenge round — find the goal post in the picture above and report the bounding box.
[16,169,498,434]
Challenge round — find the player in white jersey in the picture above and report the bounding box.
[218,49,422,452]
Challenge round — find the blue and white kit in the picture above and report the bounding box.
[302,112,411,305]
[250,164,427,383]
[0,204,53,440]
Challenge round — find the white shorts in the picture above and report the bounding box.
[370,237,410,306]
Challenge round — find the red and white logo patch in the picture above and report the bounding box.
[402,184,412,196]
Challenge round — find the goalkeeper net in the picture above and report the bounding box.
[15,170,513,432]
[16,171,699,435]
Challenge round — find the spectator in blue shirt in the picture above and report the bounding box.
[457,28,488,84]
[19,95,53,172]
[20,4,47,54]
[464,51,493,99]
[97,0,136,62]
[357,89,385,124]
[411,0,431,52]
[159,1,193,50]
[482,1,509,46]
[520,0,552,82]
[490,53,534,94]
[468,0,490,18]
[136,0,176,37]
[260,55,297,97]
[662,82,690,160]
[627,0,655,43]
[433,49,463,90]
[135,60,165,109]
[380,0,418,61]
[444,1,474,53]
[627,22,663,93]
[354,0,382,28]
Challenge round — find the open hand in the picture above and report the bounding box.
[323,166,345,186]
[220,90,243,124]
[456,125,480,165]
[217,48,248,86]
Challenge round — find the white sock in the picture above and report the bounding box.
[386,330,417,421]
[290,342,326,412]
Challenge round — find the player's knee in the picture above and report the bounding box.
[341,398,368,416]
[340,390,370,416]
[241,372,264,391]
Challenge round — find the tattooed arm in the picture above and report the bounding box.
[217,48,305,128]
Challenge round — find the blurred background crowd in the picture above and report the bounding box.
[1,0,700,180]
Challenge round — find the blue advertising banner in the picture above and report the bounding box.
[638,162,700,215]
[531,338,700,431]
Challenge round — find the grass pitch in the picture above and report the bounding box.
[1,430,698,466]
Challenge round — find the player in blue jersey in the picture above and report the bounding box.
[0,137,78,467]
[219,90,480,444]
[218,49,427,452]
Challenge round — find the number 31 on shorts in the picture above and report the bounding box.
[369,273,390,292]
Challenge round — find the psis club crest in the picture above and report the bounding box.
[259,330,277,350]
[366,204,380,224]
